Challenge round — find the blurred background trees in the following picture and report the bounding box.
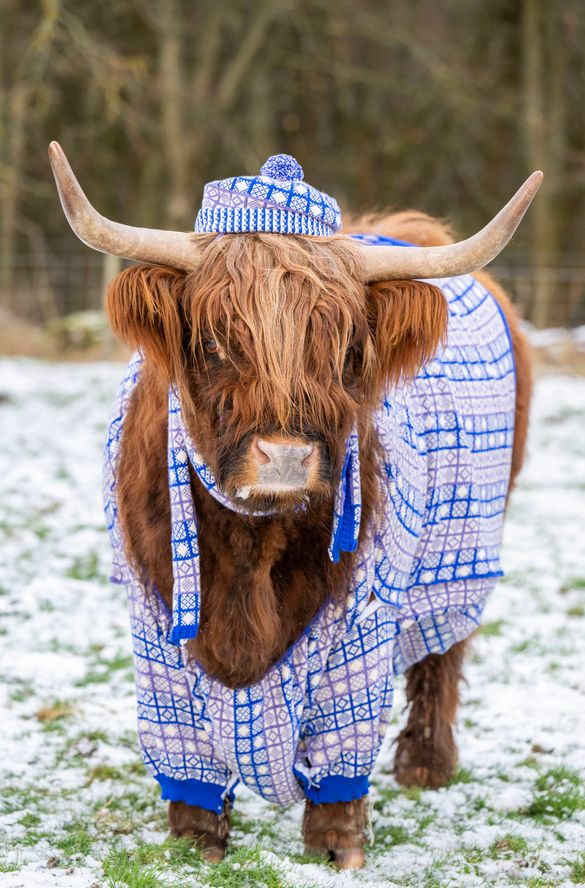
[1,0,584,330]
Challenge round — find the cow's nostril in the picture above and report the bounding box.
[252,437,271,465]
[301,443,315,467]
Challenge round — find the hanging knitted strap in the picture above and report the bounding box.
[328,426,362,563]
[168,389,202,644]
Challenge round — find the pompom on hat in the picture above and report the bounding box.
[194,153,342,236]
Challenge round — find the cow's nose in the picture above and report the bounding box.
[250,437,318,489]
[256,438,314,466]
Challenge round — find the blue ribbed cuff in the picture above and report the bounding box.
[155,774,231,814]
[295,772,370,805]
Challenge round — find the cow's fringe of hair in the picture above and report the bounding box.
[185,233,375,433]
[106,231,448,437]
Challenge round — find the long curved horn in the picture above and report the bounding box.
[48,141,203,271]
[358,171,543,282]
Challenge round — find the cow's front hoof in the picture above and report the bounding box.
[201,844,226,863]
[168,799,231,862]
[302,798,367,870]
[333,848,365,870]
[393,725,457,789]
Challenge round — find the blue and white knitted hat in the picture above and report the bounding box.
[194,154,342,236]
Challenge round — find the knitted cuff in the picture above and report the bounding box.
[295,771,370,805]
[155,774,233,815]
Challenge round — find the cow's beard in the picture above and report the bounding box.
[231,482,332,515]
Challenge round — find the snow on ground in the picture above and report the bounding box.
[0,358,584,888]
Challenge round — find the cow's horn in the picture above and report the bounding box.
[358,171,543,282]
[48,142,203,271]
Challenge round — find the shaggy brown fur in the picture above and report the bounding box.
[393,638,468,789]
[107,209,531,862]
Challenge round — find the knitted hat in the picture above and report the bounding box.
[194,154,342,236]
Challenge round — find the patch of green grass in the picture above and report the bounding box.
[75,670,112,686]
[0,785,51,816]
[131,837,200,869]
[0,861,21,873]
[511,639,531,654]
[102,840,289,888]
[205,846,291,888]
[560,577,585,594]
[517,755,540,770]
[20,828,53,847]
[66,551,103,582]
[480,619,505,637]
[401,785,422,802]
[462,846,484,865]
[8,680,35,702]
[375,785,400,804]
[75,652,134,687]
[569,851,585,883]
[490,834,529,857]
[417,813,436,833]
[55,821,93,859]
[92,786,161,821]
[19,812,41,828]
[88,761,146,784]
[420,856,451,888]
[102,848,163,888]
[449,767,474,785]
[288,850,329,866]
[524,767,585,821]
[377,822,412,845]
[567,605,585,618]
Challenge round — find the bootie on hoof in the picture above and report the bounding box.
[393,722,457,789]
[168,798,231,862]
[302,798,367,870]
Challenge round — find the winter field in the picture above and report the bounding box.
[0,358,584,888]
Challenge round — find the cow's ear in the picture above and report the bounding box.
[367,279,449,389]
[106,264,186,380]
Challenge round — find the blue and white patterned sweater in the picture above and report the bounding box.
[103,261,515,814]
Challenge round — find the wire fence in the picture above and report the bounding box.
[1,244,585,328]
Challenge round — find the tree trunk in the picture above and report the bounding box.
[522,0,566,327]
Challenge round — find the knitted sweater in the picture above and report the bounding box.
[104,255,515,813]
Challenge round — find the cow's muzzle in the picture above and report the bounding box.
[236,435,320,500]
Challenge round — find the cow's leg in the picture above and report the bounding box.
[393,639,468,789]
[302,798,367,870]
[168,798,231,862]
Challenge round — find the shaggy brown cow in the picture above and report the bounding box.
[49,142,539,869]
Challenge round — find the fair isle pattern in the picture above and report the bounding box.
[103,245,515,810]
[194,154,342,236]
[195,207,338,237]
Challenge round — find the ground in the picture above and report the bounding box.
[0,359,584,888]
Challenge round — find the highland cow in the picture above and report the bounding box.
[49,143,540,869]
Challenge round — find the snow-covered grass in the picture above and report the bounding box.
[0,359,584,888]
